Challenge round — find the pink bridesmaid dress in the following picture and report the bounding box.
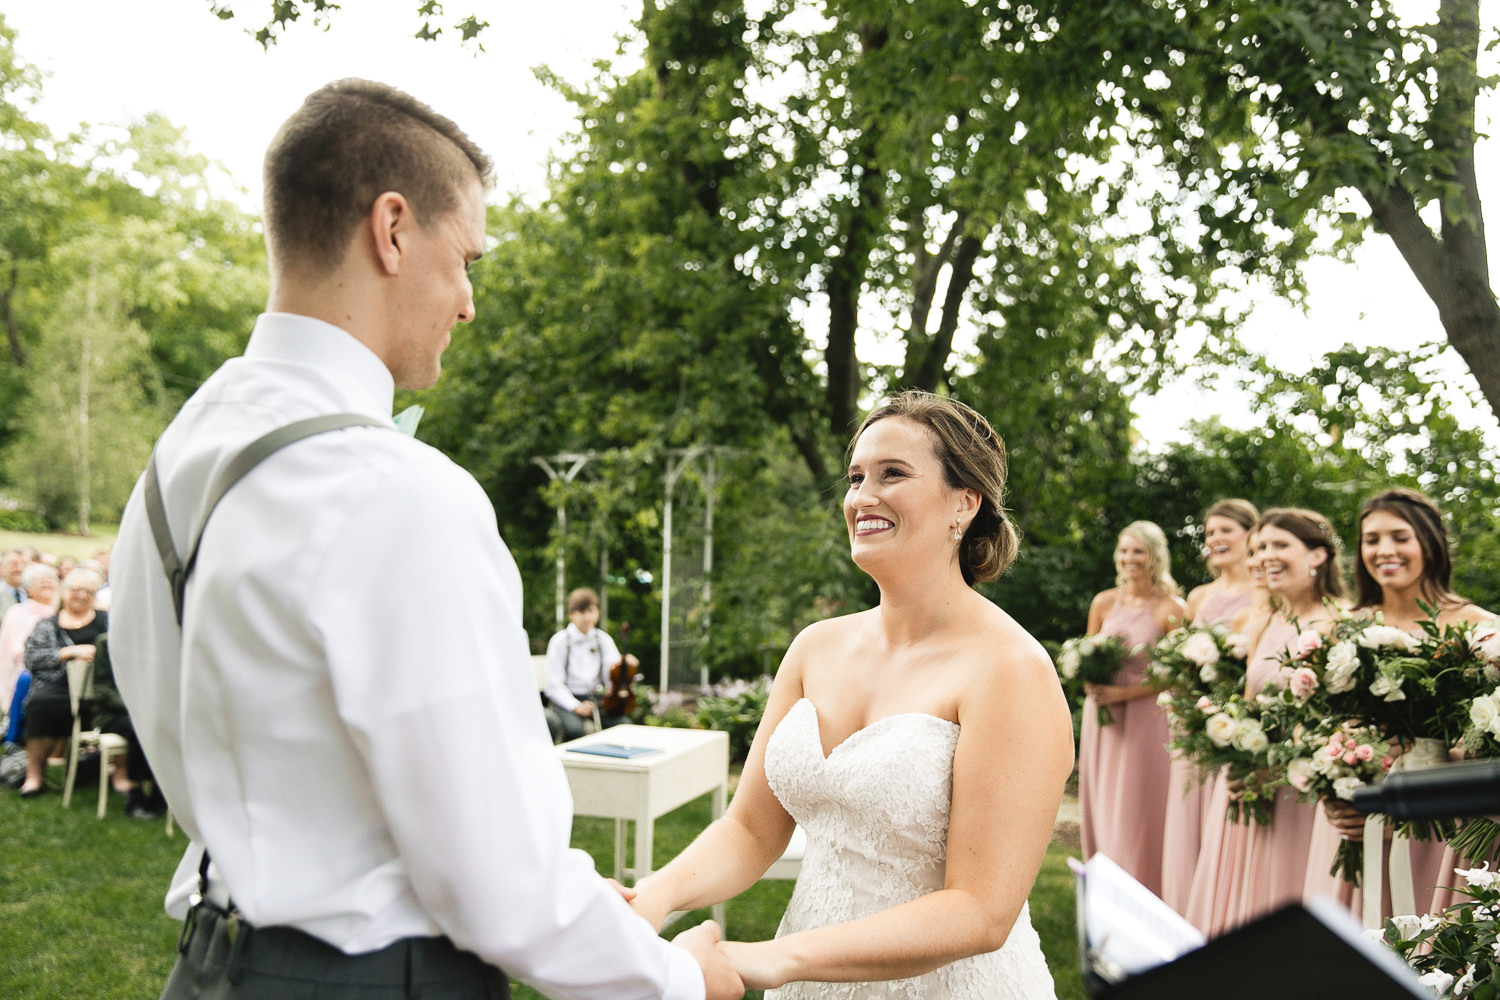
[1079,601,1172,896]
[1184,617,1317,934]
[1160,590,1255,915]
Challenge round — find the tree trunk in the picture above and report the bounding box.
[2,257,24,366]
[1364,0,1500,425]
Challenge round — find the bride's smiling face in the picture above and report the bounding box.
[844,416,968,572]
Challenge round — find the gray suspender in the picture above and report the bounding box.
[143,413,386,625]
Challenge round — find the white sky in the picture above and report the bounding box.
[4,0,1497,448]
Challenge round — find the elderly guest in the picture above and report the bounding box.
[0,563,59,722]
[18,568,106,798]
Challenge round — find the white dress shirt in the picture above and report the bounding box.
[110,313,702,1000]
[545,623,623,712]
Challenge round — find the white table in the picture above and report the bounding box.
[558,724,729,926]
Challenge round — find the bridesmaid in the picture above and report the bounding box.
[1161,499,1260,914]
[1079,521,1187,896]
[1306,488,1494,921]
[1186,508,1345,934]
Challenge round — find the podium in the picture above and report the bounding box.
[1074,854,1429,999]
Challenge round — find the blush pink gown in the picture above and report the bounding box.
[1184,616,1317,935]
[1079,601,1171,896]
[1160,590,1255,915]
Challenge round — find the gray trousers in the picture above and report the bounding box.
[162,904,509,1000]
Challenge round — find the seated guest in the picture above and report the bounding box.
[18,568,105,798]
[89,633,167,818]
[544,587,637,742]
[0,563,59,726]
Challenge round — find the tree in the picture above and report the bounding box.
[200,0,488,47]
[1059,0,1500,422]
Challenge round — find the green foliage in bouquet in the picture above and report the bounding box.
[1056,635,1133,726]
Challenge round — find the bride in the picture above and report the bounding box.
[629,391,1072,998]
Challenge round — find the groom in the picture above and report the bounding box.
[109,79,742,1000]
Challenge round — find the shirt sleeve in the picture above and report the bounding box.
[314,449,704,1000]
[545,630,580,711]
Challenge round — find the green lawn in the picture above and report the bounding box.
[0,767,1085,1000]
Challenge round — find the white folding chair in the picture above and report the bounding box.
[534,653,601,741]
[762,824,807,881]
[62,658,129,818]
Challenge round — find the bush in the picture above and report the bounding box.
[0,507,47,533]
[636,675,775,762]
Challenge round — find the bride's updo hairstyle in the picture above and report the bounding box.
[850,390,1018,586]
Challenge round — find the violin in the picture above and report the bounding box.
[600,621,636,717]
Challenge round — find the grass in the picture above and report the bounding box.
[0,762,1087,1000]
[0,526,118,562]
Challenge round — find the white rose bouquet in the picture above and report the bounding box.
[1148,623,1250,701]
[1375,863,1500,998]
[1056,634,1135,726]
[1165,691,1281,826]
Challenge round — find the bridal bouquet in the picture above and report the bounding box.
[1437,619,1500,864]
[1057,635,1135,726]
[1165,691,1280,825]
[1374,863,1500,998]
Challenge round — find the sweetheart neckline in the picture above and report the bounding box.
[787,697,958,762]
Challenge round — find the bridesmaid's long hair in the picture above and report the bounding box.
[1352,488,1465,612]
[1116,520,1181,597]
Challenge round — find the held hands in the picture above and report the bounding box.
[721,940,786,992]
[672,922,745,1000]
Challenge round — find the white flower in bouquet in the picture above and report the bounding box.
[1333,775,1366,801]
[1359,624,1422,652]
[1417,969,1455,995]
[1370,673,1407,702]
[1487,663,1500,685]
[1057,646,1080,679]
[1255,690,1280,709]
[1231,719,1269,753]
[1228,632,1251,660]
[1195,695,1217,713]
[1205,712,1237,748]
[1199,663,1220,684]
[1323,640,1361,694]
[1389,913,1444,938]
[1288,757,1317,792]
[1077,637,1097,656]
[1454,967,1477,996]
[1468,622,1500,663]
[1470,693,1500,738]
[1179,631,1221,668]
[1458,862,1500,888]
[1156,690,1174,707]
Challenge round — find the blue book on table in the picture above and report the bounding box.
[569,744,662,759]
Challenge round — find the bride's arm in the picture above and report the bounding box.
[628,627,814,929]
[724,633,1074,989]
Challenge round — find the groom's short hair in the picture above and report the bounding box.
[262,78,492,278]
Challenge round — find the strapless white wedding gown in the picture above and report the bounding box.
[762,698,1057,1000]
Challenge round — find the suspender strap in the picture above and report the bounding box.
[144,413,386,626]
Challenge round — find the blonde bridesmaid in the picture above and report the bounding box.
[1079,521,1187,896]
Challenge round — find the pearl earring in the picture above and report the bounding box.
[952,520,963,542]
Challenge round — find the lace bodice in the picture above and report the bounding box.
[762,698,1056,1000]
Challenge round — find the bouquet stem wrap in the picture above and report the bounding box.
[1363,737,1448,929]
